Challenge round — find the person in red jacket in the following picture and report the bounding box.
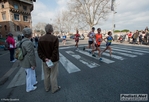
[6,33,16,62]
[127,32,132,43]
[75,30,80,50]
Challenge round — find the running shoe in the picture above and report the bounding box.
[89,51,91,54]
[83,47,85,51]
[99,57,102,61]
[92,54,96,57]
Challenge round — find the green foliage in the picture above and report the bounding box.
[114,30,121,32]
[114,29,130,33]
[121,29,129,32]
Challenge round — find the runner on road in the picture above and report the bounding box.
[101,31,114,58]
[62,34,66,45]
[91,28,103,60]
[83,27,95,53]
[75,30,80,50]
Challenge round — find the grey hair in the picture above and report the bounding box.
[45,24,53,34]
[22,28,32,38]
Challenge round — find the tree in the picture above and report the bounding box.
[33,22,46,31]
[53,11,75,35]
[121,29,129,32]
[32,22,46,36]
[114,30,121,33]
[40,29,45,35]
[68,0,111,29]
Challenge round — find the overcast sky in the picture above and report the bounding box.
[31,0,149,32]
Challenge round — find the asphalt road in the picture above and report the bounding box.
[0,39,149,102]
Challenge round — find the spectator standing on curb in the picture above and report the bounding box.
[145,30,149,44]
[139,32,143,45]
[127,32,132,43]
[35,36,38,48]
[19,28,37,92]
[132,30,139,44]
[6,33,16,62]
[142,31,146,44]
[37,24,61,93]
[145,26,148,31]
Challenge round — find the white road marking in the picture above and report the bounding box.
[59,53,81,73]
[101,47,143,55]
[76,50,115,64]
[85,49,124,60]
[112,45,149,51]
[7,67,25,88]
[109,50,137,57]
[111,46,149,54]
[66,51,100,68]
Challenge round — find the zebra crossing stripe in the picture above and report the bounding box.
[112,45,149,51]
[76,50,115,64]
[59,46,72,49]
[7,67,25,88]
[59,53,81,73]
[111,46,149,54]
[85,49,124,60]
[101,47,143,55]
[110,50,137,57]
[66,51,100,68]
[59,45,88,50]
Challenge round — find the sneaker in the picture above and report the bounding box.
[99,58,102,61]
[26,86,37,92]
[89,51,91,54]
[11,59,17,62]
[83,47,85,51]
[92,54,96,57]
[33,81,38,86]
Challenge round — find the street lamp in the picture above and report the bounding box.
[113,11,117,35]
[111,0,117,35]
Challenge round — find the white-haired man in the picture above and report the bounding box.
[37,24,60,93]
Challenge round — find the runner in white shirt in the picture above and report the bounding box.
[83,27,95,53]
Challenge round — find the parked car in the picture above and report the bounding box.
[70,35,75,39]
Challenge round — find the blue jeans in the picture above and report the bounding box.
[9,48,15,61]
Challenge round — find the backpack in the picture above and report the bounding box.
[15,40,27,60]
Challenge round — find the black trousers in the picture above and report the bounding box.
[9,48,15,61]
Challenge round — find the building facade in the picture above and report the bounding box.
[0,0,36,38]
